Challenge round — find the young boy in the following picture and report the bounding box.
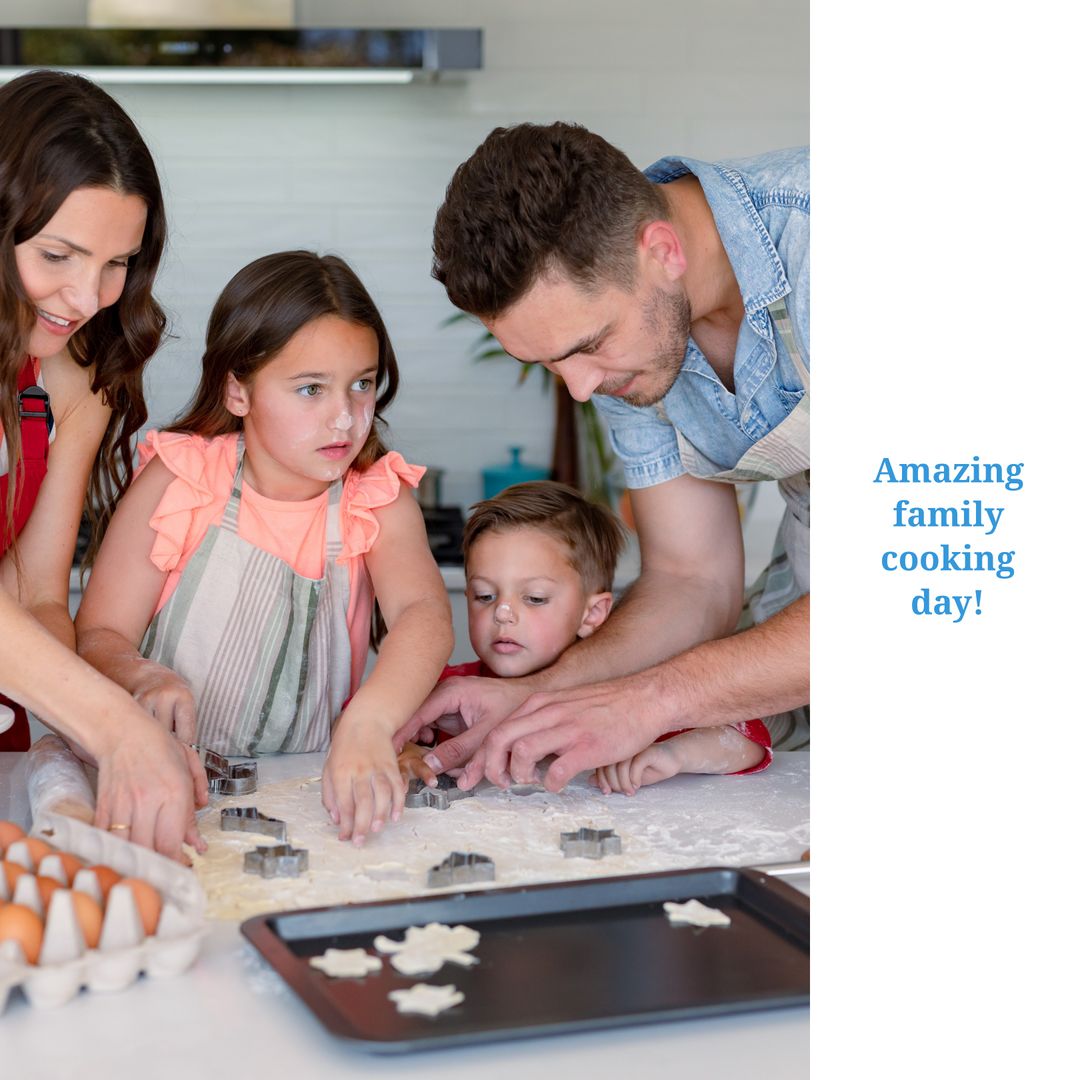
[401,481,770,792]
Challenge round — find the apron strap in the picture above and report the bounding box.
[220,435,345,562]
[220,438,246,533]
[766,297,810,391]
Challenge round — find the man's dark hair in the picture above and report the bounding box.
[432,122,666,318]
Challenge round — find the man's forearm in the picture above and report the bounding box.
[651,594,809,730]
[532,566,744,693]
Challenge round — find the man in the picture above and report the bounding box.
[402,122,809,791]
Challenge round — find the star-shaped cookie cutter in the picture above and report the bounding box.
[405,774,474,810]
[243,843,309,878]
[559,827,622,859]
[221,806,287,842]
[197,746,258,796]
[426,851,495,888]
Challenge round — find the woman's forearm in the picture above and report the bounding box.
[2,588,149,763]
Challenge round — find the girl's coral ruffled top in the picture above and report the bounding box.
[136,431,425,693]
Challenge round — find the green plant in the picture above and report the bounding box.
[444,313,619,506]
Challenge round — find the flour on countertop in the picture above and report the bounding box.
[190,758,809,921]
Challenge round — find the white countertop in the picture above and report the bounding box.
[0,751,809,1078]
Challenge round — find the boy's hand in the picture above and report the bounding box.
[592,743,680,796]
[322,721,406,844]
[397,741,438,786]
[128,663,198,744]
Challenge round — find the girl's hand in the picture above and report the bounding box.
[322,722,406,844]
[398,741,438,786]
[128,662,198,743]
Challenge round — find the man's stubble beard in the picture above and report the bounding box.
[608,285,691,408]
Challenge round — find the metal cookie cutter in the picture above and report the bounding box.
[196,746,258,796]
[427,851,495,889]
[560,827,622,859]
[405,774,474,811]
[221,807,287,842]
[243,844,309,878]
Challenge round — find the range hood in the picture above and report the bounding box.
[0,2,482,85]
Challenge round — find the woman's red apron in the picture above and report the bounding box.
[0,358,51,750]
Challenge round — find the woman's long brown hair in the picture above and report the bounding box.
[0,70,167,565]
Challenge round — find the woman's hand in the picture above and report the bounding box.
[93,724,208,864]
[322,721,406,844]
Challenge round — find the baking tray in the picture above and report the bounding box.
[241,865,809,1053]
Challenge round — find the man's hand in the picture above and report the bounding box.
[459,673,671,793]
[93,726,208,864]
[394,675,534,772]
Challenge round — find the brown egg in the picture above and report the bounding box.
[70,891,104,949]
[2,859,29,894]
[119,877,162,935]
[0,902,45,964]
[55,852,84,884]
[35,875,61,910]
[0,820,25,853]
[88,864,121,902]
[19,837,54,870]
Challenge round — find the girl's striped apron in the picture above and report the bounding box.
[661,297,810,750]
[140,444,353,756]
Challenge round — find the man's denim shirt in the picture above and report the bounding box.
[593,147,810,489]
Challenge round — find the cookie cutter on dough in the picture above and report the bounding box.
[196,746,258,796]
[220,807,287,842]
[243,844,308,878]
[559,827,622,859]
[426,851,495,889]
[405,774,474,811]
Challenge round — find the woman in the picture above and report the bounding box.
[0,70,204,858]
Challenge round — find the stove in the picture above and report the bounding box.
[422,505,465,566]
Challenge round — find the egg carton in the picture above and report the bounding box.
[0,811,207,1014]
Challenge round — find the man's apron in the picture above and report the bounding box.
[140,443,353,756]
[0,358,51,752]
[662,298,810,750]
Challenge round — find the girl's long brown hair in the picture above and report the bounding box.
[0,70,166,563]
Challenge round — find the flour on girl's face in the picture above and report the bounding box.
[231,316,381,499]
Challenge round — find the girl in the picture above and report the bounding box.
[76,251,454,844]
[1,69,203,858]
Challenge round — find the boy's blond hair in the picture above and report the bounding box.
[463,481,626,594]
